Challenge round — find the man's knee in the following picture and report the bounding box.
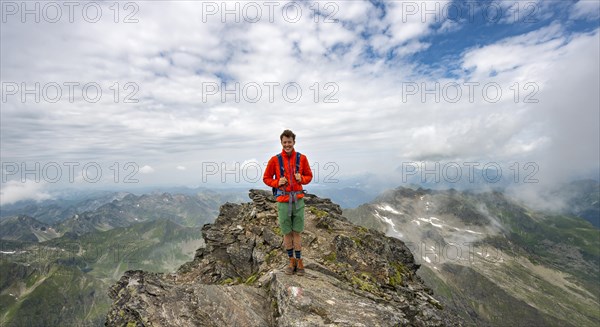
[292,231,302,249]
[283,233,294,248]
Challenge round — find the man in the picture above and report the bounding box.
[263,129,313,276]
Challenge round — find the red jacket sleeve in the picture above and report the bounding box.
[300,154,312,185]
[263,156,279,188]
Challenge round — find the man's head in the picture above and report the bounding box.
[280,129,296,154]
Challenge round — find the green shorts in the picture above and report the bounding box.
[277,198,305,235]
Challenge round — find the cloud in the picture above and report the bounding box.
[139,165,155,174]
[0,181,52,205]
[0,1,598,190]
[176,166,186,171]
[461,23,565,78]
[570,0,600,20]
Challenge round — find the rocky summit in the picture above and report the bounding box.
[105,190,462,326]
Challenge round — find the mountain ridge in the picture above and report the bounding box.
[0,215,60,242]
[105,189,464,326]
[344,186,600,326]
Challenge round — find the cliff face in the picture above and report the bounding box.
[105,190,462,326]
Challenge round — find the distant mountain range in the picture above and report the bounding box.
[344,184,599,326]
[1,188,246,224]
[0,215,60,242]
[0,191,226,326]
[1,181,597,326]
[551,179,600,228]
[54,192,221,236]
[0,190,131,224]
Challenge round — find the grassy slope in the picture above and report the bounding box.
[0,219,203,326]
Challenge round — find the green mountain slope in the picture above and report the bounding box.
[55,193,221,236]
[0,215,60,242]
[0,219,203,326]
[344,186,600,326]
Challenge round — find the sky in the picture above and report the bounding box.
[1,0,599,204]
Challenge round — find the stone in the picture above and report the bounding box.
[105,189,463,326]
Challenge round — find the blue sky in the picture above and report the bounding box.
[1,0,599,204]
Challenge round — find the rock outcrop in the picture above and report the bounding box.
[105,190,462,326]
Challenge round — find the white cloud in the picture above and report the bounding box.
[0,181,52,205]
[461,23,565,79]
[139,166,155,174]
[176,166,186,171]
[570,0,600,20]
[334,0,378,23]
[0,1,597,190]
[385,1,451,45]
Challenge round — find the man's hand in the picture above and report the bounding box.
[294,173,301,182]
[278,177,287,186]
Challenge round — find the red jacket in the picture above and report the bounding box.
[263,149,312,202]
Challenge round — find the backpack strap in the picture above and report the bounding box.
[273,152,302,197]
[273,154,285,197]
[295,152,301,174]
[277,153,284,177]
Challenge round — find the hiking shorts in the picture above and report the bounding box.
[277,198,305,235]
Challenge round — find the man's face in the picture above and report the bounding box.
[281,136,295,153]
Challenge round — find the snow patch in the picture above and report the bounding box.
[418,217,443,228]
[377,204,401,215]
[374,210,403,238]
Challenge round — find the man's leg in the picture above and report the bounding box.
[278,202,296,275]
[292,231,302,254]
[283,232,296,274]
[292,231,304,275]
[292,199,306,276]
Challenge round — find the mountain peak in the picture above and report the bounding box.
[105,189,462,326]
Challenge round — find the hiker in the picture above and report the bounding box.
[263,129,313,276]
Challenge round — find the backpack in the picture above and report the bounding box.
[272,152,301,196]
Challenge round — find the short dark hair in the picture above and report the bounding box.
[280,129,296,141]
